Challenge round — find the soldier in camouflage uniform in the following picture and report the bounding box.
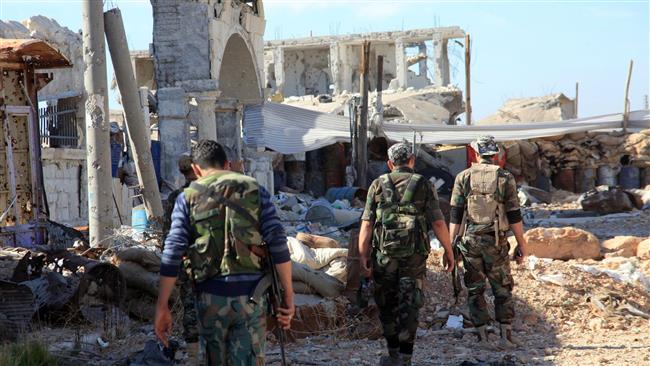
[359,142,454,366]
[156,140,294,366]
[449,135,528,349]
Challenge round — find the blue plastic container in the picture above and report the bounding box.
[619,166,640,189]
[132,205,148,233]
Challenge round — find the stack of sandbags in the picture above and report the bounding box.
[287,233,350,298]
[503,141,540,184]
[535,132,649,175]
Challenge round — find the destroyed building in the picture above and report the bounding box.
[263,27,464,96]
[0,17,87,227]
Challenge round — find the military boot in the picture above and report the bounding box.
[378,347,399,366]
[476,325,494,349]
[398,353,412,366]
[497,323,519,350]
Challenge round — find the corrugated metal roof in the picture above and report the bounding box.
[243,102,351,154]
[243,103,650,153]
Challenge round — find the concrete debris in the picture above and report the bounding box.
[479,93,576,125]
[638,239,650,259]
[509,227,601,260]
[601,236,646,258]
[579,186,636,214]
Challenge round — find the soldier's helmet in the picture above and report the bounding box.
[471,135,499,156]
[387,142,413,165]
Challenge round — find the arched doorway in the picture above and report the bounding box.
[218,34,262,103]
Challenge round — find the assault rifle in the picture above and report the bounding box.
[250,246,288,366]
[451,212,467,303]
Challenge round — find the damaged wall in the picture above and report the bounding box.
[0,16,84,102]
[264,27,465,97]
[42,148,87,226]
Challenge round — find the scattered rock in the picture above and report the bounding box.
[601,236,645,258]
[636,239,650,259]
[580,187,635,214]
[513,227,601,260]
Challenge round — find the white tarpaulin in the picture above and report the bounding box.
[243,103,649,154]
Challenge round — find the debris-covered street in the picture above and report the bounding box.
[0,1,649,365]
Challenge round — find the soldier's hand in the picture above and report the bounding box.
[155,304,173,347]
[276,301,295,330]
[444,249,455,273]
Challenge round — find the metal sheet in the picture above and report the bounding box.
[0,280,36,334]
[243,103,650,154]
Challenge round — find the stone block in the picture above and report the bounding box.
[637,239,650,259]
[156,87,188,118]
[602,236,645,258]
[509,227,601,260]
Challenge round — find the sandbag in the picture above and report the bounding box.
[291,261,343,298]
[292,281,317,295]
[288,237,348,270]
[296,232,340,249]
[324,257,347,283]
[115,247,161,272]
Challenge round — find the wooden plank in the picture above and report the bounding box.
[357,41,370,188]
[464,34,472,125]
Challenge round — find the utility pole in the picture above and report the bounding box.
[82,0,113,247]
[464,34,472,125]
[357,41,370,189]
[575,82,579,118]
[623,60,633,133]
[644,95,648,110]
[105,8,164,226]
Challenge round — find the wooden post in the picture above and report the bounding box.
[464,34,472,126]
[357,40,370,188]
[574,82,579,119]
[375,55,384,132]
[623,60,633,133]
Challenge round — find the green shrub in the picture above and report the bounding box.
[0,341,59,366]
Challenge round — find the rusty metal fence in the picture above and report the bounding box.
[39,101,79,148]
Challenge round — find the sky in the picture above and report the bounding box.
[1,0,648,121]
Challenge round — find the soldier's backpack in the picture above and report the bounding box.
[466,164,509,234]
[374,173,427,258]
[184,171,264,283]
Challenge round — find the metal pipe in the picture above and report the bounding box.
[82,0,114,247]
[104,8,164,224]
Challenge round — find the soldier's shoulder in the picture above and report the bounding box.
[455,168,473,181]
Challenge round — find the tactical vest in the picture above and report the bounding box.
[184,171,264,283]
[373,173,428,258]
[466,164,509,234]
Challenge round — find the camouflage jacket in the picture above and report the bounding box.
[450,160,520,235]
[362,167,444,255]
[183,171,264,283]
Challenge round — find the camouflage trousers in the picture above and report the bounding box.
[178,268,199,342]
[195,293,267,366]
[458,234,514,327]
[372,253,426,349]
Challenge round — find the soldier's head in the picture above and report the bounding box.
[471,135,499,160]
[178,155,197,182]
[387,142,415,170]
[191,140,229,177]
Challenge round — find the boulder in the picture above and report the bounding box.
[512,227,601,260]
[601,236,645,258]
[635,238,650,259]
